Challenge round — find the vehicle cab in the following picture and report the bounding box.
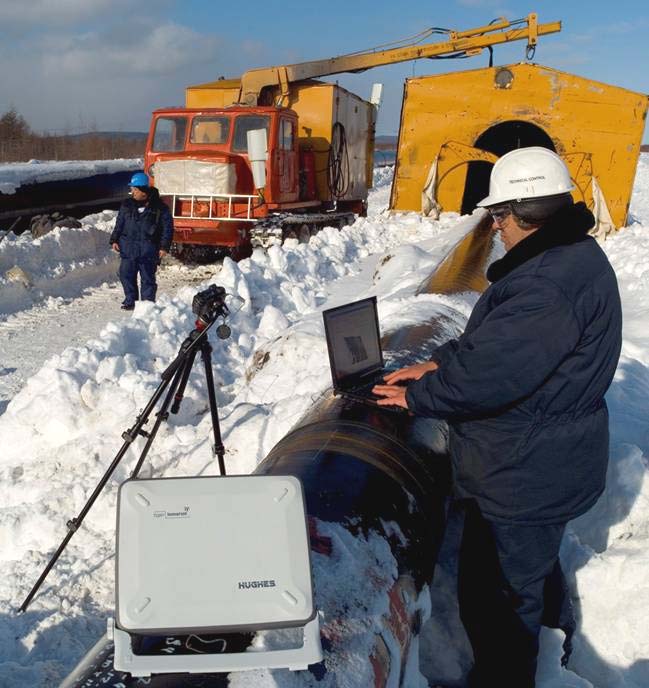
[145,107,300,207]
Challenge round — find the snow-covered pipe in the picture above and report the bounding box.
[0,168,140,233]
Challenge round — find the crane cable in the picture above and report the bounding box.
[340,27,452,57]
[332,15,534,62]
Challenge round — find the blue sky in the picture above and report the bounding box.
[0,0,647,141]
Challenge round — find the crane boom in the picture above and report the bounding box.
[238,13,561,105]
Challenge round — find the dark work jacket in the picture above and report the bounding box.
[110,193,173,260]
[406,203,622,525]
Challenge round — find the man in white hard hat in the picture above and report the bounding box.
[373,147,622,687]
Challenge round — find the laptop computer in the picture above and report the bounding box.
[322,296,404,410]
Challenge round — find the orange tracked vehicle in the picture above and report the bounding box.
[143,14,560,259]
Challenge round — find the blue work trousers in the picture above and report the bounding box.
[458,500,573,688]
[119,256,158,305]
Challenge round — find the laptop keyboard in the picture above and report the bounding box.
[340,373,408,413]
[349,373,388,398]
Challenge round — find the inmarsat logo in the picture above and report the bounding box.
[154,506,191,519]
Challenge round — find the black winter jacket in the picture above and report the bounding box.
[406,203,622,524]
[110,192,173,260]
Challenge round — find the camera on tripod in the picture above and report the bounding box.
[193,285,227,321]
[192,285,231,339]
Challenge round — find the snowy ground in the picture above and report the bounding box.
[0,224,223,413]
[1,161,649,686]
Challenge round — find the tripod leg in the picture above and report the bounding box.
[130,348,198,479]
[200,340,226,475]
[170,344,197,415]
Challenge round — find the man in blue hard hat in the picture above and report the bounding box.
[110,172,173,310]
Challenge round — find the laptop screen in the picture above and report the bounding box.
[322,297,383,387]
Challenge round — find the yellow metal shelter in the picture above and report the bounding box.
[391,63,648,231]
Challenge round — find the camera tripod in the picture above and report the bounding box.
[19,286,231,613]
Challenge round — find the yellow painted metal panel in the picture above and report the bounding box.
[186,80,241,108]
[284,83,335,201]
[284,82,373,202]
[392,63,648,228]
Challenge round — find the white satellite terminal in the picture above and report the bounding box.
[109,475,322,677]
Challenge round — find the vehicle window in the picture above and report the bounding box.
[232,115,270,152]
[280,119,294,150]
[152,117,187,152]
[190,116,230,144]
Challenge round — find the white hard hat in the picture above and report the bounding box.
[477,147,574,207]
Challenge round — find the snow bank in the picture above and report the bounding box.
[629,152,649,225]
[0,211,119,317]
[0,159,142,195]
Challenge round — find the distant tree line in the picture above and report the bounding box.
[0,107,146,162]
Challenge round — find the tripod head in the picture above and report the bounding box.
[192,285,231,340]
[193,285,229,331]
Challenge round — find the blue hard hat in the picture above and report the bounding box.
[129,171,149,187]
